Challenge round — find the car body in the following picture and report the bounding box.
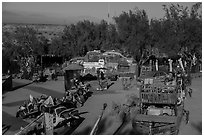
[53,106,79,128]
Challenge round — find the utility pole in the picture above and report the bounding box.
[108,2,110,26]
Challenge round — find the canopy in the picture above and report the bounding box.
[63,63,84,71]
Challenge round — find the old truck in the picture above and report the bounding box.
[132,74,187,135]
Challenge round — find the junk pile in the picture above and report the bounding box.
[16,96,81,135]
[16,82,91,120]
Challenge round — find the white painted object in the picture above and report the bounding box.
[168,59,173,72]
[156,59,158,71]
[178,58,185,72]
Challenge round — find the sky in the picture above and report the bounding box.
[2,2,197,25]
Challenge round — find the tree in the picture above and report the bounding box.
[149,3,202,58]
[14,26,39,57]
[114,8,150,63]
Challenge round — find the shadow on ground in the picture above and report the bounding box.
[72,114,140,135]
[24,86,64,98]
[11,82,33,91]
[62,117,85,135]
[3,100,28,107]
[3,81,33,95]
[2,111,28,133]
[191,122,202,134]
[2,124,11,135]
[3,85,64,107]
[72,117,111,135]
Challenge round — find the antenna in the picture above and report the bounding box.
[108,2,110,25]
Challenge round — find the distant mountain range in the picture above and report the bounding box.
[2,10,102,25]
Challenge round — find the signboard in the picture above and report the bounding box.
[141,92,177,104]
[140,84,177,104]
[44,113,53,135]
[44,96,54,135]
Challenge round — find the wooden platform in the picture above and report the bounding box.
[134,114,177,123]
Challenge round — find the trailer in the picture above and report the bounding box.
[132,76,187,135]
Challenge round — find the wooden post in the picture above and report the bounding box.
[168,59,173,72]
[44,111,53,135]
[149,122,153,135]
[43,96,54,135]
[178,58,185,72]
[155,59,158,71]
[149,60,152,71]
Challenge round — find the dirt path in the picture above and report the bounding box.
[178,74,202,135]
[72,74,202,135]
